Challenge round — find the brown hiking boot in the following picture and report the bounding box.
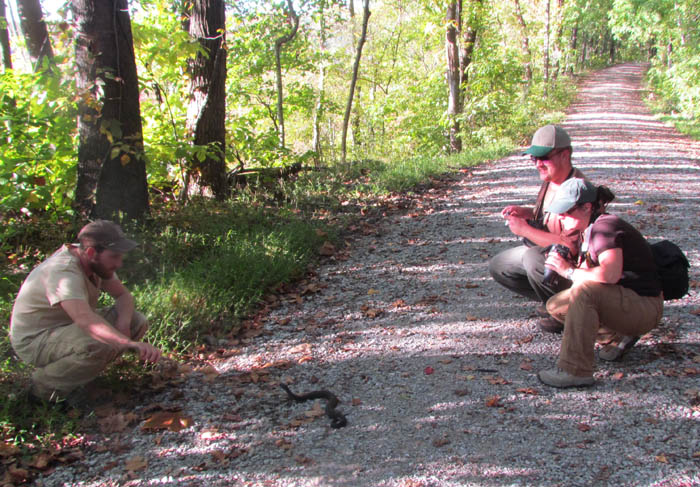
[538,316,564,333]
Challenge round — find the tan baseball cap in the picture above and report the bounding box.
[524,125,571,157]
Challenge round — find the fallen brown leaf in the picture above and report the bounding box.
[655,454,668,463]
[516,387,538,395]
[432,437,450,447]
[141,411,194,432]
[319,241,335,256]
[485,395,502,407]
[125,455,148,472]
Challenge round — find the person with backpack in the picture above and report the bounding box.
[536,178,664,388]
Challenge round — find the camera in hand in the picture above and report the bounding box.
[543,244,571,287]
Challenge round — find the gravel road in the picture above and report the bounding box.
[37,63,700,487]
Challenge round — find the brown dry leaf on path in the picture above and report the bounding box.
[304,401,325,418]
[318,241,335,256]
[125,455,148,472]
[655,454,669,464]
[516,387,538,395]
[196,364,220,382]
[361,305,384,318]
[141,411,194,432]
[485,395,502,407]
[485,375,510,385]
[27,452,53,470]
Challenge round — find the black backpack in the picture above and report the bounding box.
[650,240,690,300]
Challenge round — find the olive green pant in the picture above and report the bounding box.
[14,307,148,400]
[546,281,663,377]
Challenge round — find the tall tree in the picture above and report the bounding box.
[311,0,327,163]
[0,0,11,70]
[274,0,299,150]
[341,0,370,164]
[16,0,53,71]
[445,1,461,153]
[446,0,481,153]
[544,0,551,96]
[73,0,149,220]
[512,0,533,84]
[184,0,228,200]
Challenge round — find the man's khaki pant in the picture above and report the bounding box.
[15,307,148,400]
[546,281,663,377]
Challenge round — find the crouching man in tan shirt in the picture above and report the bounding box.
[10,220,161,403]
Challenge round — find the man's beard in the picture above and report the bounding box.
[89,260,115,279]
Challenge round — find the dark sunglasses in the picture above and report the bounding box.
[530,148,563,163]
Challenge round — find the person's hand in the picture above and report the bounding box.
[505,215,529,236]
[129,341,162,363]
[545,252,575,278]
[501,205,530,219]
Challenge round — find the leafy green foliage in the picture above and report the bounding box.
[0,66,77,217]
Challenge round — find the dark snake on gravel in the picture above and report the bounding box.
[280,384,348,428]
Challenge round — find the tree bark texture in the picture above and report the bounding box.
[273,0,299,150]
[73,0,149,221]
[185,0,228,200]
[341,0,370,164]
[445,1,462,153]
[0,0,12,70]
[16,0,53,70]
[544,0,550,97]
[311,0,327,164]
[512,0,532,83]
[459,5,479,84]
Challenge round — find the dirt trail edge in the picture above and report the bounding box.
[41,63,700,487]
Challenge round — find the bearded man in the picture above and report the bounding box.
[9,220,161,404]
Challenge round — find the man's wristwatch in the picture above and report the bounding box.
[565,268,575,280]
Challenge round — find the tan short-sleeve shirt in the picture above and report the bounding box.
[10,245,102,347]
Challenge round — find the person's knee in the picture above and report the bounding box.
[522,247,544,277]
[569,280,606,304]
[487,255,501,279]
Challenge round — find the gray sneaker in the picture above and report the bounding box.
[537,368,594,388]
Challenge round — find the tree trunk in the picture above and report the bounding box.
[16,0,53,71]
[459,2,479,83]
[0,0,12,70]
[445,1,462,153]
[311,0,327,164]
[341,0,370,164]
[73,0,149,221]
[512,0,532,84]
[570,23,578,74]
[274,0,299,150]
[544,0,550,97]
[552,0,564,80]
[185,0,228,200]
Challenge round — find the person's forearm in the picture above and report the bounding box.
[519,225,567,248]
[571,265,618,284]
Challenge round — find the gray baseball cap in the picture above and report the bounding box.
[524,125,571,158]
[546,178,598,214]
